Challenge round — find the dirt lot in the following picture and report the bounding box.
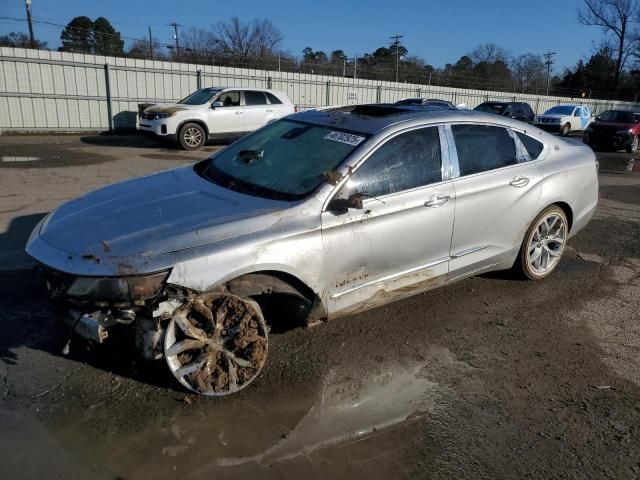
[1,134,639,479]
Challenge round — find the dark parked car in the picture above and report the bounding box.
[583,109,640,153]
[474,101,535,123]
[395,98,455,108]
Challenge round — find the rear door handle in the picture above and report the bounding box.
[235,110,243,115]
[509,176,530,188]
[425,194,450,208]
[266,108,274,112]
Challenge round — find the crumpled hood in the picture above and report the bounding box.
[39,165,288,259]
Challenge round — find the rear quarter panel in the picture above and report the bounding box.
[536,140,598,237]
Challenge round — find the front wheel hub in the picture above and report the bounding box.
[164,293,268,396]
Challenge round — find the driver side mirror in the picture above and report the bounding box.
[211,101,224,109]
[502,111,512,117]
[328,193,364,214]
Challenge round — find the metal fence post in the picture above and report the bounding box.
[326,80,331,106]
[376,85,382,103]
[104,64,113,132]
[196,69,202,90]
[267,76,273,89]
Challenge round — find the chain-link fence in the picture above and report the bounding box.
[1,46,638,132]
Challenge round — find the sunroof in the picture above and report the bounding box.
[342,104,411,117]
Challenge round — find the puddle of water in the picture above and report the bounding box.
[1,156,41,162]
[213,365,437,468]
[598,157,636,174]
[8,364,439,479]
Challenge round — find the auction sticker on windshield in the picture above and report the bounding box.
[324,131,366,146]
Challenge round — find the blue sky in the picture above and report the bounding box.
[1,0,605,71]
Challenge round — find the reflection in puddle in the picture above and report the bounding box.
[215,366,437,467]
[598,156,636,173]
[13,363,441,479]
[1,156,41,162]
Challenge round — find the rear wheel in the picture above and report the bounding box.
[626,135,638,153]
[178,122,206,150]
[514,206,568,280]
[560,123,571,137]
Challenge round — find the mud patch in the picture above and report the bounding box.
[599,184,640,205]
[165,294,268,396]
[0,144,114,168]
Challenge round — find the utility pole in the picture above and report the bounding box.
[25,0,35,48]
[342,56,346,77]
[148,26,154,60]
[170,22,181,62]
[543,51,556,97]
[354,56,357,79]
[390,34,404,83]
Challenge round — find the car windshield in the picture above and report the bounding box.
[597,110,637,123]
[544,106,575,115]
[178,89,221,105]
[198,119,370,200]
[475,103,506,114]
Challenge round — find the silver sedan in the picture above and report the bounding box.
[26,104,599,396]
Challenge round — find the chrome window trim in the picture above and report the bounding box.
[443,124,460,179]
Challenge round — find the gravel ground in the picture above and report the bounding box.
[0,134,639,479]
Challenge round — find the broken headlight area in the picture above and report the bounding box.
[43,267,184,359]
[64,270,171,306]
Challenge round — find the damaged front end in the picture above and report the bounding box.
[44,267,184,360]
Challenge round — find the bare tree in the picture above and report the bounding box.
[469,43,510,64]
[511,53,547,93]
[179,27,221,63]
[578,0,640,90]
[213,17,283,59]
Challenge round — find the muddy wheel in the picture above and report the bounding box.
[165,293,268,396]
[560,123,571,137]
[514,206,568,280]
[178,122,205,150]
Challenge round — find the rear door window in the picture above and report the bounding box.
[345,127,442,198]
[244,91,268,106]
[515,132,544,160]
[451,124,518,176]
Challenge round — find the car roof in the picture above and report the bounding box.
[289,104,527,135]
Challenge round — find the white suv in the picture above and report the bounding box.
[138,87,296,150]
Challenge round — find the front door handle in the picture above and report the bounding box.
[235,110,243,115]
[425,194,450,208]
[509,175,530,188]
[266,108,274,112]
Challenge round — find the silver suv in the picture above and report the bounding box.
[27,104,598,396]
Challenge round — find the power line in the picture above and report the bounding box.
[169,22,180,61]
[390,34,403,82]
[543,51,556,96]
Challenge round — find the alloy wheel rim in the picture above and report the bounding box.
[165,293,268,396]
[527,213,566,276]
[184,127,202,147]
[633,136,638,151]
